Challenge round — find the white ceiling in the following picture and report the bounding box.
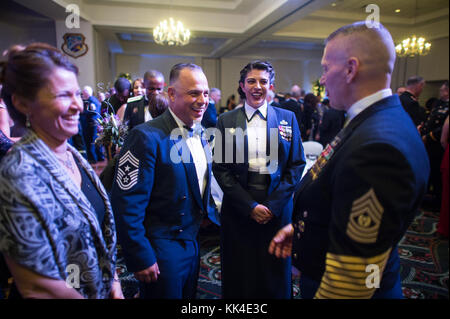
[13,0,450,61]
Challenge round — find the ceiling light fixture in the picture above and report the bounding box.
[395,0,431,57]
[395,9,401,13]
[153,17,190,46]
[395,35,431,57]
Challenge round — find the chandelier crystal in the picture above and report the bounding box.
[395,35,431,57]
[153,18,190,46]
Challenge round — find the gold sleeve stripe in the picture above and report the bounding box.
[325,266,369,279]
[324,273,368,286]
[327,250,392,266]
[326,259,367,271]
[315,283,375,299]
[322,276,370,291]
[313,248,393,299]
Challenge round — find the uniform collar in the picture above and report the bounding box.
[244,101,267,121]
[168,107,202,133]
[347,89,392,123]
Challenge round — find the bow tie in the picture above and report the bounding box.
[247,109,266,122]
[184,124,203,138]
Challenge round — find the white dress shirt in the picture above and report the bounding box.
[345,89,392,126]
[144,106,153,122]
[169,107,207,197]
[245,102,269,174]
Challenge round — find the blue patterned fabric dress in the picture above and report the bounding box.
[0,130,117,299]
[0,129,13,160]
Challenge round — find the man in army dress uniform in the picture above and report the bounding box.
[399,76,426,126]
[123,70,165,131]
[269,22,430,299]
[419,81,449,208]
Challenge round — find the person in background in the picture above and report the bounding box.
[132,78,146,97]
[101,77,131,115]
[81,85,104,164]
[419,81,449,211]
[225,94,237,112]
[396,86,406,95]
[148,91,169,119]
[213,60,305,299]
[97,91,106,103]
[280,86,302,135]
[267,89,280,107]
[0,43,122,299]
[438,115,449,239]
[201,87,220,129]
[117,78,146,121]
[269,21,429,299]
[304,93,320,141]
[318,101,345,147]
[123,70,165,131]
[399,76,426,126]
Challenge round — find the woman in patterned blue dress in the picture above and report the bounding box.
[0,43,122,299]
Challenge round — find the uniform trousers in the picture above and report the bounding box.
[139,238,199,299]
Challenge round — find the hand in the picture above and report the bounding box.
[134,262,160,283]
[110,279,125,299]
[250,204,273,224]
[268,223,294,258]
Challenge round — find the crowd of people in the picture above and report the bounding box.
[0,20,447,300]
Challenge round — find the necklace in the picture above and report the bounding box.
[56,151,76,174]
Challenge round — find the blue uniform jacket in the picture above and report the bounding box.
[213,105,305,221]
[292,95,430,297]
[111,109,219,273]
[213,105,305,298]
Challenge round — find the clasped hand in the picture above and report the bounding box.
[250,204,273,224]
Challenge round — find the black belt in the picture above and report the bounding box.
[247,171,270,190]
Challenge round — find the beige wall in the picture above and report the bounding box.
[115,54,196,87]
[55,20,96,90]
[94,29,114,94]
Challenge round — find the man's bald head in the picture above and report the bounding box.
[326,21,396,77]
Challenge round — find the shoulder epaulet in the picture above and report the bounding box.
[127,95,144,103]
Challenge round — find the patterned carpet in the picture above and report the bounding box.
[117,208,449,299]
[399,210,449,299]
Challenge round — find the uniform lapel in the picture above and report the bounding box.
[266,105,280,178]
[201,135,212,211]
[163,111,204,210]
[236,107,249,165]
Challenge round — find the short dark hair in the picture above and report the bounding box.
[406,76,424,87]
[114,77,131,94]
[144,70,164,82]
[304,93,318,107]
[149,91,169,118]
[169,63,203,85]
[0,42,78,126]
[237,60,275,100]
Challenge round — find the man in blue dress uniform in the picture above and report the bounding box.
[111,63,219,299]
[213,61,305,298]
[269,22,430,299]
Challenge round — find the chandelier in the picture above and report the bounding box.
[395,35,431,57]
[153,18,190,46]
